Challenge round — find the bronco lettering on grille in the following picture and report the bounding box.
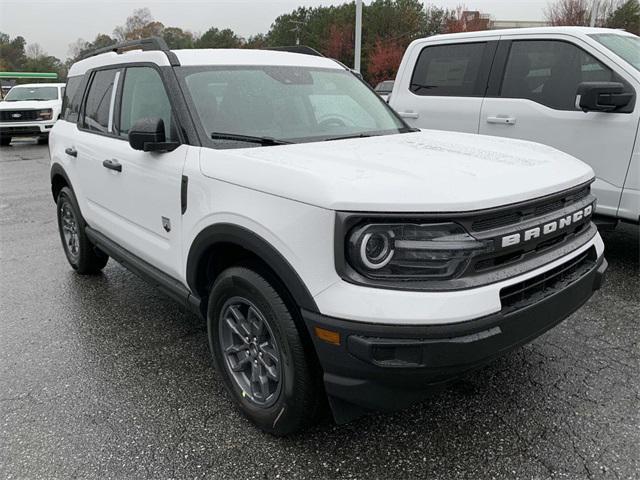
[501,205,592,248]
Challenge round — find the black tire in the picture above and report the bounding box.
[0,136,11,146]
[207,265,318,436]
[56,186,108,274]
[37,136,49,145]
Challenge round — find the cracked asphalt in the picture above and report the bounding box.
[1,140,639,480]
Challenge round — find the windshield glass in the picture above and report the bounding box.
[4,86,59,101]
[179,66,408,147]
[590,33,640,72]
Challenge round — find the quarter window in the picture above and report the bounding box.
[410,43,488,97]
[119,67,174,141]
[500,40,616,110]
[62,76,83,123]
[83,69,118,133]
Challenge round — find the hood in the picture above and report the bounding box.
[199,129,594,212]
[0,99,60,110]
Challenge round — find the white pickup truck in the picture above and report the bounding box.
[390,27,639,226]
[0,83,65,145]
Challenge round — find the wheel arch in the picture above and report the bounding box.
[186,223,319,315]
[50,163,72,203]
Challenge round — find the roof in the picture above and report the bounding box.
[68,48,343,77]
[420,26,635,43]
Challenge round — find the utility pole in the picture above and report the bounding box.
[290,20,305,46]
[590,0,599,27]
[354,0,363,72]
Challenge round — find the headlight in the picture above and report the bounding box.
[346,222,490,280]
[37,109,53,121]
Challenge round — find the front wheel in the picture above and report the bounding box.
[208,265,318,435]
[0,136,11,146]
[56,186,108,274]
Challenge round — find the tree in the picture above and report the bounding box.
[163,27,195,49]
[195,28,244,48]
[606,0,640,33]
[244,34,269,49]
[113,7,155,41]
[367,38,405,85]
[0,32,27,71]
[545,0,590,26]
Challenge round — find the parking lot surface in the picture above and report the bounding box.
[1,141,639,479]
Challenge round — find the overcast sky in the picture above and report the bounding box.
[0,0,550,60]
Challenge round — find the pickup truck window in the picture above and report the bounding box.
[179,66,406,147]
[590,34,640,72]
[410,42,487,97]
[119,67,175,141]
[82,69,118,134]
[4,86,58,101]
[500,40,615,111]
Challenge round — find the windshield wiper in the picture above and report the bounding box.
[210,132,291,146]
[323,132,375,141]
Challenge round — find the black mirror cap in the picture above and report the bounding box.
[577,82,634,113]
[128,117,179,152]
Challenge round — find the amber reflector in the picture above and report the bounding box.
[314,326,340,345]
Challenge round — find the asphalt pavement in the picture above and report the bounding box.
[1,140,638,479]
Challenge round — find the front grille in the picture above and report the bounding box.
[0,126,41,135]
[471,186,591,232]
[499,247,596,313]
[0,110,40,122]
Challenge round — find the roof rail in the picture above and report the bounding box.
[268,46,325,57]
[79,37,180,66]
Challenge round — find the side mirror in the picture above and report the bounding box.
[128,117,179,152]
[577,82,633,113]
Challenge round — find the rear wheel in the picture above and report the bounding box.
[56,186,108,274]
[208,265,318,436]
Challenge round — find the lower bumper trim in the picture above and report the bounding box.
[304,254,607,423]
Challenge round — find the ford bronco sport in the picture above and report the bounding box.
[50,38,607,435]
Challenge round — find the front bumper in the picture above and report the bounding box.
[304,252,607,423]
[0,122,55,138]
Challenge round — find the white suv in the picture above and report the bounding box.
[0,82,65,145]
[389,27,640,226]
[50,38,607,435]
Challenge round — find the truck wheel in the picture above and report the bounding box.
[37,136,49,145]
[208,265,318,436]
[56,186,108,274]
[0,136,11,146]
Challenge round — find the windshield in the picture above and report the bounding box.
[179,66,408,147]
[4,86,59,101]
[590,33,640,72]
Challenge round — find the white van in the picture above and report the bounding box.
[390,27,639,226]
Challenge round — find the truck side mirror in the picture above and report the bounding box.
[577,82,633,113]
[128,117,179,152]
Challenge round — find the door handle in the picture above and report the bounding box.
[398,111,419,119]
[65,147,77,157]
[487,115,516,125]
[102,159,122,172]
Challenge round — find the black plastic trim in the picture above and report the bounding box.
[186,223,319,312]
[304,254,607,423]
[85,226,201,316]
[181,175,188,214]
[50,163,73,202]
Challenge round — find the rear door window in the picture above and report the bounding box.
[82,69,119,133]
[410,42,489,97]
